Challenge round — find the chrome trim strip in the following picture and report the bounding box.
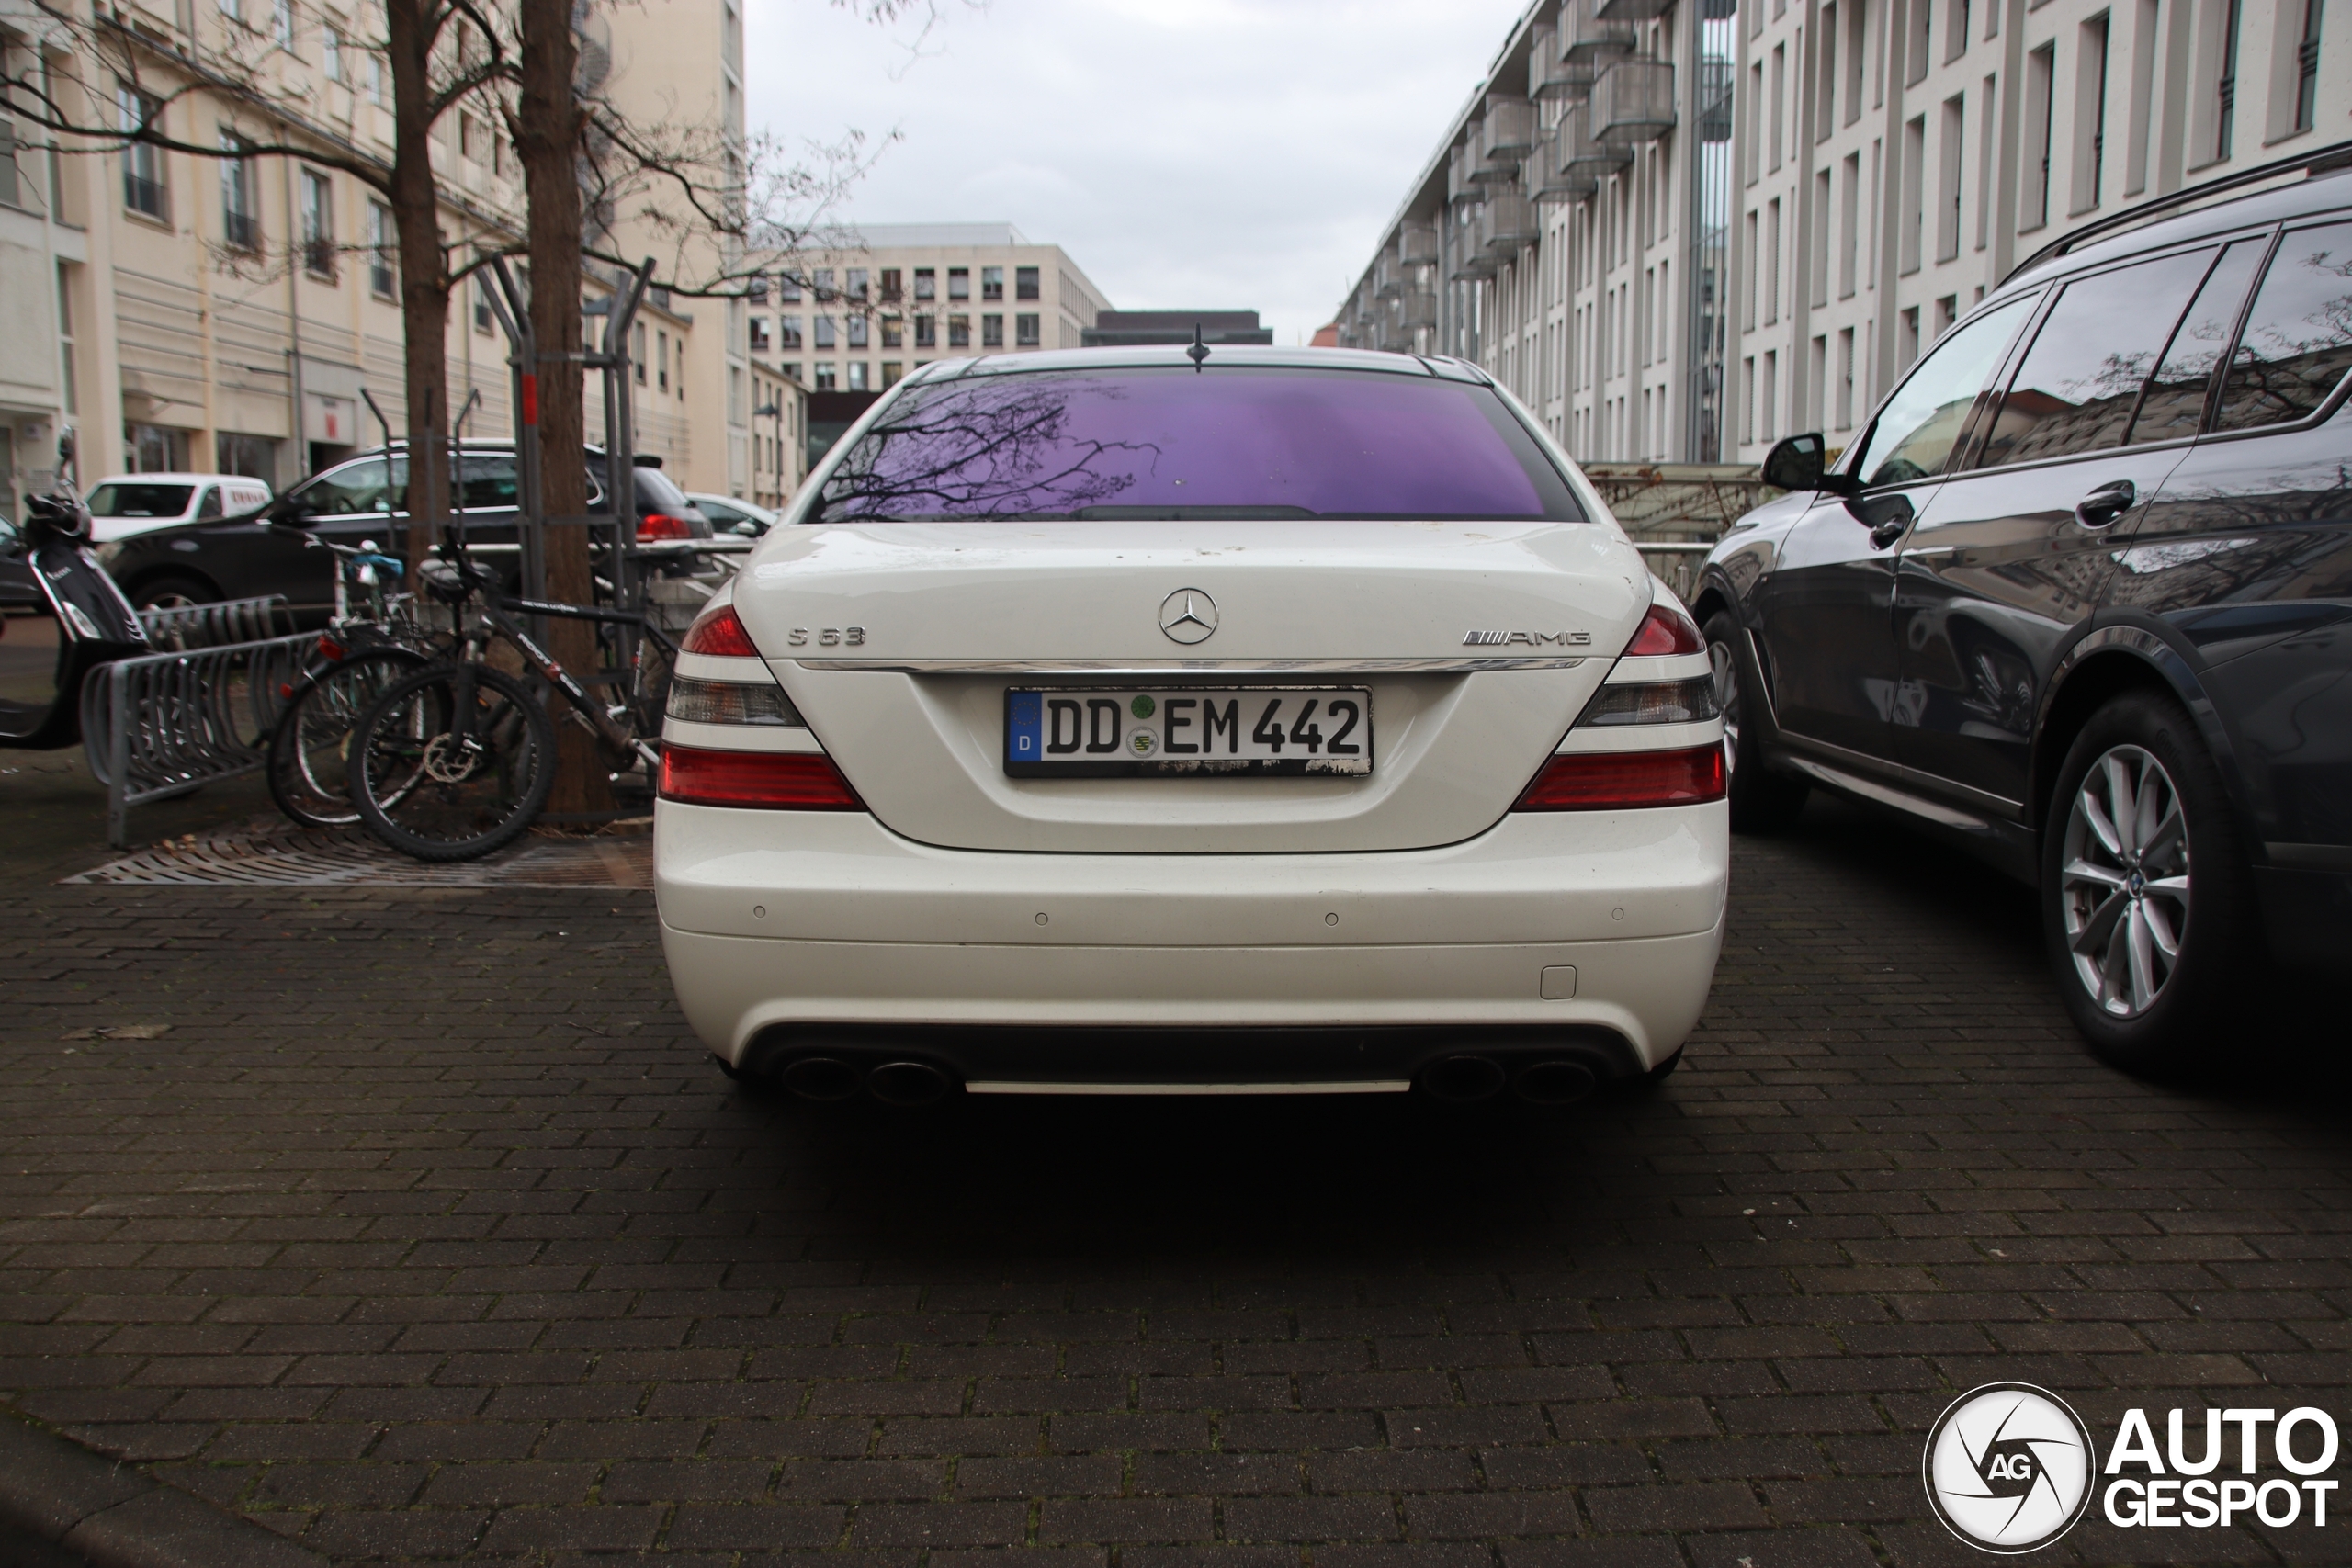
[963,1079,1411,1097]
[794,657,1590,674]
[1782,755,1992,831]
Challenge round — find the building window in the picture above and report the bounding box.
[914,314,936,349]
[220,134,260,251]
[323,23,343,81]
[847,362,870,391]
[947,266,969,300]
[2214,0,2244,159]
[368,202,395,298]
[781,362,799,382]
[118,87,167,219]
[2021,43,2054,229]
[367,53,386,106]
[750,317,771,353]
[881,361,903,388]
[847,267,868,299]
[847,315,869,349]
[749,276,769,302]
[1016,265,1039,300]
[1016,312,1040,347]
[948,314,970,348]
[913,267,935,301]
[814,315,836,350]
[982,313,1004,348]
[880,268,901,300]
[272,0,294,47]
[301,169,334,277]
[633,322,647,382]
[2294,0,2324,131]
[881,319,903,348]
[658,329,670,391]
[780,315,803,350]
[473,276,494,333]
[981,265,1003,300]
[460,112,485,163]
[217,431,278,485]
[815,364,837,390]
[813,267,834,299]
[779,275,803,302]
[126,423,189,472]
[56,263,77,414]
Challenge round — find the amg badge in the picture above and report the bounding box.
[1463,629,1591,648]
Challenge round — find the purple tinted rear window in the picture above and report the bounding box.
[815,367,1584,522]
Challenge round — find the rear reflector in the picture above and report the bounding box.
[1623,601,1705,656]
[682,602,762,657]
[1514,744,1727,810]
[665,675,803,727]
[1577,676,1722,727]
[658,746,864,809]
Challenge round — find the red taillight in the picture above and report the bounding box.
[1514,744,1726,810]
[638,513,692,541]
[682,602,762,657]
[1623,601,1705,656]
[658,746,864,809]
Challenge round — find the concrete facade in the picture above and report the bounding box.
[1337,0,2344,467]
[759,222,1113,394]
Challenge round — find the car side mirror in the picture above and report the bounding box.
[1844,489,1917,550]
[1762,433,1860,497]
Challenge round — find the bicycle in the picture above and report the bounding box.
[264,535,445,829]
[344,555,679,861]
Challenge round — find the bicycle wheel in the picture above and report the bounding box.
[349,662,557,862]
[266,648,429,829]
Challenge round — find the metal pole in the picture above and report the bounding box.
[481,256,545,617]
[603,259,655,622]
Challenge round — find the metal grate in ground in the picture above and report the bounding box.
[63,816,652,888]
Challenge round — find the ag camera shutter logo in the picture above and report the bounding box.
[1924,1383,2098,1553]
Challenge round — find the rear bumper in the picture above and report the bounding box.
[653,802,1728,1080]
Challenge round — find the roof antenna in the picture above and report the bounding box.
[1187,323,1209,372]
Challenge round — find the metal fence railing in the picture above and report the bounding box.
[1633,541,1714,603]
[81,630,318,848]
[136,595,296,651]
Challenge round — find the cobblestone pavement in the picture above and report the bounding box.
[1,793,2346,1567]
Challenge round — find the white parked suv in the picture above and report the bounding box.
[84,474,273,543]
[654,346,1728,1105]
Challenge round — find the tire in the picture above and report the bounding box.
[2041,689,2256,1073]
[349,661,556,862]
[266,649,430,828]
[1703,610,1810,832]
[128,573,219,612]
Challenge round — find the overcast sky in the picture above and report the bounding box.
[743,0,1531,344]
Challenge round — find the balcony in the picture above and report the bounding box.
[1562,99,1634,183]
[1478,96,1536,164]
[123,171,167,220]
[223,209,261,253]
[1593,57,1676,145]
[1563,0,1636,72]
[1529,127,1599,201]
[1530,23,1580,99]
[1596,0,1675,18]
[1396,220,1440,266]
[1482,190,1541,257]
[1450,213,1499,280]
[1398,290,1439,331]
[1448,144,1482,207]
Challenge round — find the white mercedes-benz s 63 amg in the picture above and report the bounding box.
[655,345,1727,1106]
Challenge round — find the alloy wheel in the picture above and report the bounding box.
[2059,743,2191,1018]
[1707,637,1742,778]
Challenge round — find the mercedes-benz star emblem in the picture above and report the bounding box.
[1159,589,1218,645]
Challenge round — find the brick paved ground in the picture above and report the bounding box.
[1,781,2346,1567]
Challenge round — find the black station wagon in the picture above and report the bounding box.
[1696,152,2352,1071]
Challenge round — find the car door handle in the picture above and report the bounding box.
[2074,479,2136,528]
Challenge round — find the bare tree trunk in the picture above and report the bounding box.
[383,0,450,565]
[513,0,609,816]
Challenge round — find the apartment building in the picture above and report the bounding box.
[1335,0,1738,464]
[1729,0,2342,463]
[751,222,1113,394]
[0,0,527,512]
[1338,0,2340,467]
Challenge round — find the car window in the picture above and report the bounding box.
[296,456,408,515]
[696,500,743,524]
[197,485,224,519]
[1846,296,2037,488]
[816,367,1588,522]
[1973,250,2214,468]
[457,453,519,511]
[85,482,195,518]
[633,467,698,514]
[2127,240,2268,446]
[2212,220,2352,432]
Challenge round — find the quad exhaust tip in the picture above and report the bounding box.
[1513,1059,1597,1105]
[866,1059,956,1107]
[779,1056,862,1101]
[1415,1055,1600,1105]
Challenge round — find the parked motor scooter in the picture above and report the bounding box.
[0,433,151,750]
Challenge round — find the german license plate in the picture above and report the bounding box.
[1005,688,1373,777]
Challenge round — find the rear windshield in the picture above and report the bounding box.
[87,483,194,518]
[813,367,1586,523]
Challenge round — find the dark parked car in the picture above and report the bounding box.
[98,444,714,617]
[1695,155,2352,1070]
